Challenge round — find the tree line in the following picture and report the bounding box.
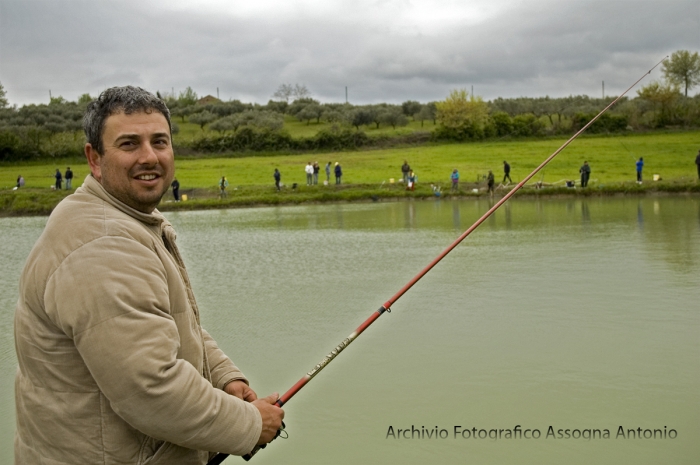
[0,50,698,160]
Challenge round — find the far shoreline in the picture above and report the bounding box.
[3,181,698,218]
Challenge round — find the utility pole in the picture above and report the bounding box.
[471,85,473,97]
[217,87,219,99]
[345,86,348,104]
[49,89,52,101]
[602,81,605,99]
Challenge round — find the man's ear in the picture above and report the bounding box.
[85,143,102,181]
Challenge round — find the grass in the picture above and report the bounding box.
[146,131,700,188]
[1,130,699,216]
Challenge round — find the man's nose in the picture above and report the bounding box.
[138,143,159,165]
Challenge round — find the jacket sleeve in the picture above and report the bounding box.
[201,328,249,390]
[44,235,261,456]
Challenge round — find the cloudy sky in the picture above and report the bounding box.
[0,0,698,106]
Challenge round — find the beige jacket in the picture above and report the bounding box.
[14,175,261,464]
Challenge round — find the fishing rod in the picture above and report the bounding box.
[208,57,665,465]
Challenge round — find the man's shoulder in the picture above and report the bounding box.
[47,191,159,251]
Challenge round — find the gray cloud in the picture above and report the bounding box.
[0,0,698,105]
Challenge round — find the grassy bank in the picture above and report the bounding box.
[1,131,699,216]
[3,179,699,217]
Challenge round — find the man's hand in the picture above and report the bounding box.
[252,393,285,445]
[224,380,258,402]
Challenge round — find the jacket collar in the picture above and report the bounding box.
[80,174,171,232]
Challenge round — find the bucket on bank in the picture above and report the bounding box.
[181,194,188,201]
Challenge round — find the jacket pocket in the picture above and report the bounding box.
[139,437,171,465]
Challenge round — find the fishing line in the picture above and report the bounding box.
[207,57,666,465]
[619,140,637,160]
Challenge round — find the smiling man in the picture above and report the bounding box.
[85,108,174,212]
[14,86,283,464]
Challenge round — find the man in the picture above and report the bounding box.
[14,86,283,464]
[487,170,495,195]
[695,149,700,180]
[636,157,644,184]
[55,168,63,189]
[334,161,342,184]
[273,168,281,191]
[503,161,512,184]
[579,161,591,188]
[325,161,331,183]
[65,166,74,190]
[313,161,319,185]
[171,177,180,201]
[401,160,411,183]
[305,162,314,186]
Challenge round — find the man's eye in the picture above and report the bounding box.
[120,140,137,148]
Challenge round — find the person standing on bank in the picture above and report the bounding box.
[325,161,331,183]
[334,162,343,184]
[16,175,25,189]
[274,168,281,191]
[579,161,591,188]
[305,162,314,186]
[695,149,700,180]
[407,170,416,191]
[171,177,180,201]
[219,176,229,198]
[54,168,62,190]
[503,161,512,184]
[65,166,74,190]
[401,160,411,184]
[636,157,644,184]
[313,161,320,185]
[451,169,460,192]
[14,86,283,464]
[487,170,495,195]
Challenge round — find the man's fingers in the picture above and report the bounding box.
[243,389,258,402]
[252,393,285,445]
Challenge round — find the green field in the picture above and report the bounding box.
[5,131,698,188]
[1,131,698,215]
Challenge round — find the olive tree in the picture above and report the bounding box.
[401,100,422,119]
[189,110,216,130]
[379,107,409,129]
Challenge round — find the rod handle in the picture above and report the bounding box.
[243,421,286,461]
[206,422,285,465]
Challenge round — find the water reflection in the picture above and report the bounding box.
[637,200,644,231]
[451,200,460,231]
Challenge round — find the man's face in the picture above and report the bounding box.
[86,110,174,213]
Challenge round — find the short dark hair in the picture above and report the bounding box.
[83,86,171,154]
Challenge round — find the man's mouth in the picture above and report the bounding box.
[135,174,159,181]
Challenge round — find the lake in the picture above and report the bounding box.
[1,195,698,464]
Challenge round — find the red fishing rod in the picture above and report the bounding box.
[208,58,665,465]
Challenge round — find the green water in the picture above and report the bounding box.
[1,196,699,464]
